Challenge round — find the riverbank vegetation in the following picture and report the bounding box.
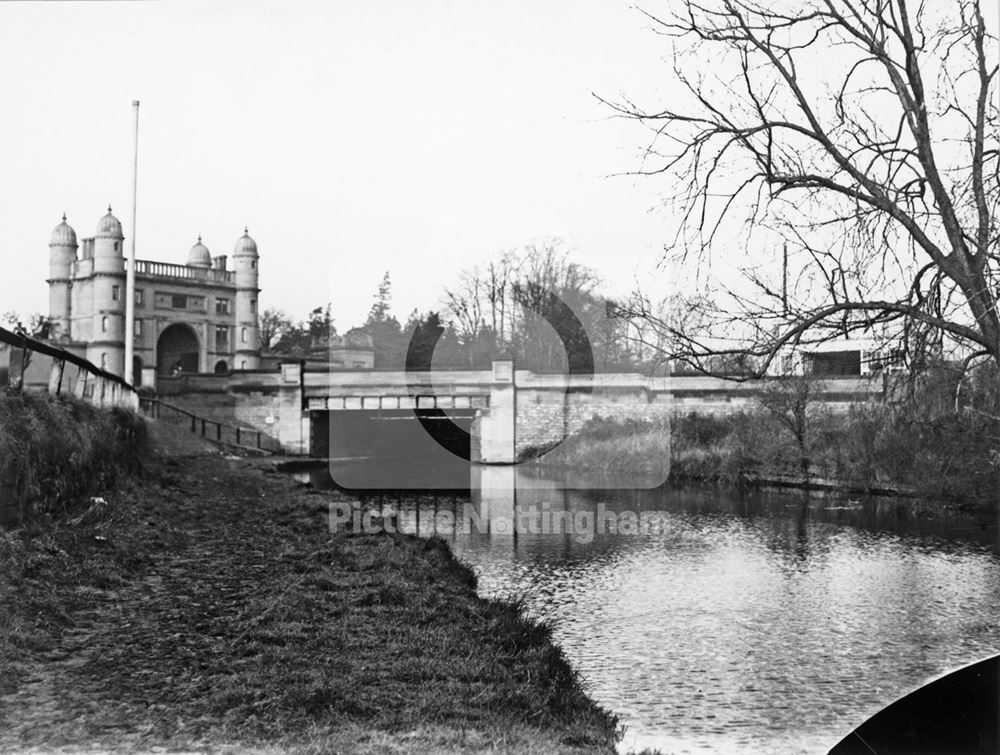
[0,391,146,520]
[0,453,621,753]
[541,372,1000,509]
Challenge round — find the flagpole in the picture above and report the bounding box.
[125,100,139,386]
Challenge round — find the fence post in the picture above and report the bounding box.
[47,359,65,396]
[236,426,241,445]
[201,418,206,436]
[76,368,88,400]
[8,338,26,393]
[216,423,221,441]
[190,414,196,433]
[257,431,261,449]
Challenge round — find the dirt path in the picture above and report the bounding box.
[0,437,619,753]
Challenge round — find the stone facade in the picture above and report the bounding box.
[47,209,261,386]
[513,385,674,457]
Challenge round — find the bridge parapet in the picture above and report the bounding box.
[307,394,489,411]
[304,369,494,396]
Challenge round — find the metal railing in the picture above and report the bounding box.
[0,325,138,409]
[139,396,282,454]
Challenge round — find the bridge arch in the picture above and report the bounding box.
[157,323,200,375]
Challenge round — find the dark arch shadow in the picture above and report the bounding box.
[404,290,595,461]
[157,323,199,376]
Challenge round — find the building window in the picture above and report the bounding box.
[250,299,256,314]
[172,294,187,309]
[241,327,248,344]
[250,260,256,269]
[112,285,120,301]
[241,360,247,369]
[216,298,230,315]
[216,325,230,351]
[101,316,108,333]
[135,319,142,337]
[135,289,144,306]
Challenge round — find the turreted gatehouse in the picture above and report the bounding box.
[47,207,261,387]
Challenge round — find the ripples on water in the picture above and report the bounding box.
[317,468,1000,754]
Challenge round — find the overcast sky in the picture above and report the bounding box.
[0,0,680,331]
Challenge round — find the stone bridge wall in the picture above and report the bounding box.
[153,366,307,453]
[148,365,885,458]
[514,387,674,457]
[513,376,882,458]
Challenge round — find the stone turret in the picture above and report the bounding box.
[87,206,126,376]
[232,227,261,369]
[93,205,124,273]
[47,214,77,339]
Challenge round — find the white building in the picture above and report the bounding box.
[47,208,261,386]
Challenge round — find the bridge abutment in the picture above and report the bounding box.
[277,361,310,454]
[471,358,517,464]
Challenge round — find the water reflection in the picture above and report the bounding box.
[313,464,1000,754]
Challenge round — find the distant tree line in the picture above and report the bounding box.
[265,238,651,373]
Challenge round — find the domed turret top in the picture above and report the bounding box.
[233,227,258,257]
[50,213,77,247]
[96,205,123,239]
[187,235,212,268]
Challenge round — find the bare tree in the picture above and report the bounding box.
[2,312,57,374]
[757,374,820,480]
[605,1,999,377]
[443,271,487,348]
[259,308,292,352]
[443,239,636,371]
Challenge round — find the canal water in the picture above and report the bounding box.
[310,464,1000,754]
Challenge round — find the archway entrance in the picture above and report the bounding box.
[157,324,200,375]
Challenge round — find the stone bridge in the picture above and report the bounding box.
[300,359,676,462]
[156,357,884,459]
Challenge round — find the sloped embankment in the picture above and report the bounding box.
[0,452,620,753]
[0,392,146,522]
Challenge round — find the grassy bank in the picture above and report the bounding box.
[0,390,146,520]
[0,453,620,753]
[538,405,1000,508]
